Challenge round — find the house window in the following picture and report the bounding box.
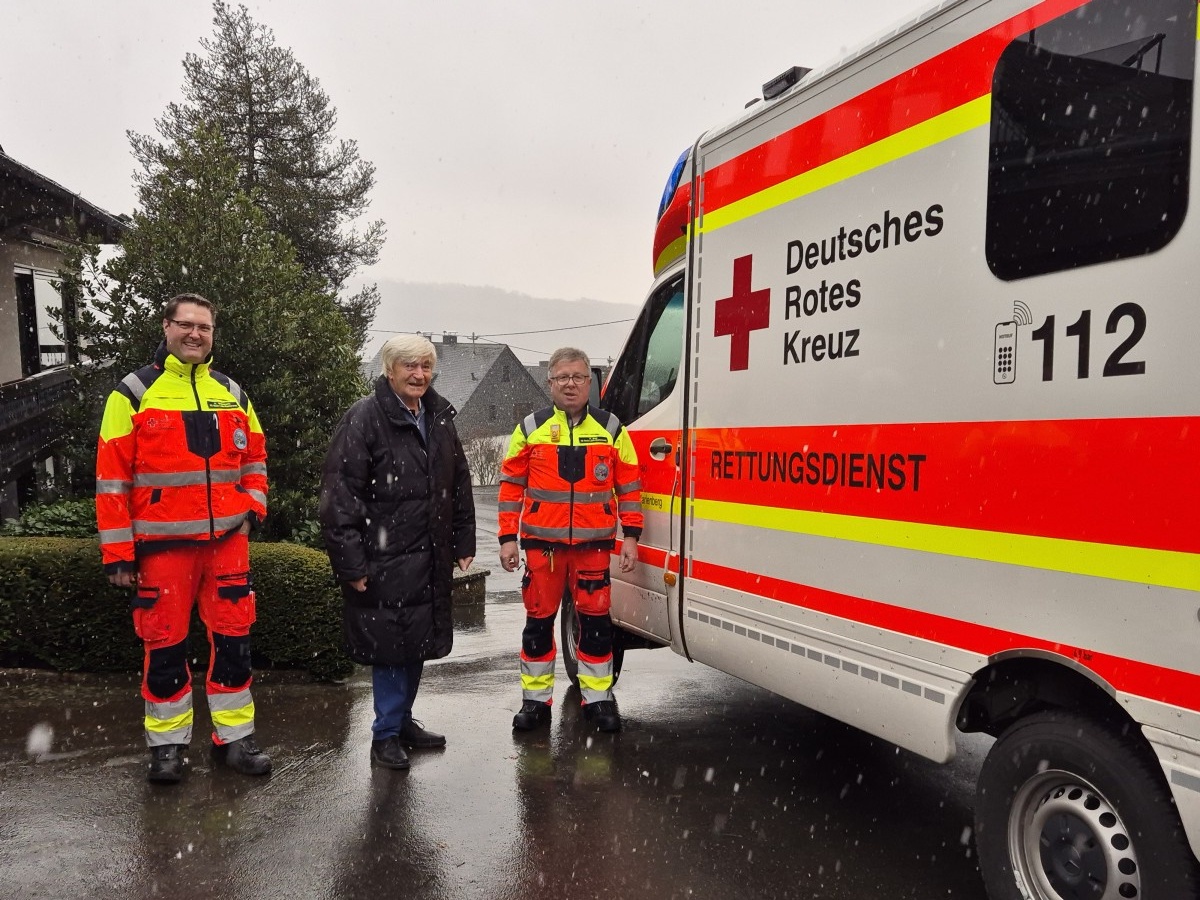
[489,404,497,421]
[502,366,510,382]
[14,271,68,376]
[14,268,69,376]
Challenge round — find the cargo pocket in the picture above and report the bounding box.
[214,571,257,634]
[131,585,169,642]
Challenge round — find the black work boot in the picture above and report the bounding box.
[370,736,410,770]
[399,719,446,749]
[147,744,184,784]
[213,734,272,776]
[512,700,552,731]
[583,700,621,733]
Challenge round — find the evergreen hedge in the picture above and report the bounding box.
[0,537,352,681]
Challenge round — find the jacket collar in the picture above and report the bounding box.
[154,341,212,378]
[552,403,595,427]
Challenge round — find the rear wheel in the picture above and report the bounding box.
[975,709,1200,900]
[560,589,623,688]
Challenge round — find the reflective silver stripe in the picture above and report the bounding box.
[132,468,241,487]
[132,513,246,535]
[616,479,642,494]
[603,417,621,440]
[146,696,192,719]
[246,489,267,506]
[526,488,613,504]
[522,523,616,541]
[133,519,211,535]
[618,501,640,513]
[207,688,252,712]
[121,372,149,403]
[498,501,523,513]
[99,527,134,544]
[134,471,206,487]
[214,718,255,744]
[96,479,132,494]
[224,376,245,407]
[240,462,267,477]
[499,473,528,486]
[521,412,540,436]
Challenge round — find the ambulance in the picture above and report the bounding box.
[583,0,1200,896]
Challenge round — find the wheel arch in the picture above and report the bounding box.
[956,650,1133,741]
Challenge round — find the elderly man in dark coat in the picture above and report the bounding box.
[319,333,476,770]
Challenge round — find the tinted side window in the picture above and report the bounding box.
[986,0,1195,280]
[603,277,685,425]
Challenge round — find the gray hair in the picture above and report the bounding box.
[380,334,437,375]
[548,346,590,372]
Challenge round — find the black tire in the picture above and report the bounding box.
[560,589,623,688]
[975,709,1200,900]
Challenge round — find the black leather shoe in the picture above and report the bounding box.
[148,744,184,783]
[370,736,410,770]
[399,719,446,749]
[213,735,272,776]
[583,700,621,733]
[512,700,552,731]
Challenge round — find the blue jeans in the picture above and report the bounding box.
[371,661,424,741]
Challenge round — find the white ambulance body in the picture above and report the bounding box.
[597,0,1200,895]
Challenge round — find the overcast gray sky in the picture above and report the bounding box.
[7,1,930,309]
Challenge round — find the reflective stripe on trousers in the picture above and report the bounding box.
[145,695,194,747]
[520,650,556,704]
[209,689,256,743]
[576,649,613,704]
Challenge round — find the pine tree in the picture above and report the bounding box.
[129,1,384,340]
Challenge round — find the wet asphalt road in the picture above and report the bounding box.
[0,493,992,900]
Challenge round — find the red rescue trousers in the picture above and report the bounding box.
[519,546,614,706]
[132,532,258,747]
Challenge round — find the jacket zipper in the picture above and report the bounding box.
[567,413,576,544]
[189,364,216,538]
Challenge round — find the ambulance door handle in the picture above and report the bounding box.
[648,437,673,460]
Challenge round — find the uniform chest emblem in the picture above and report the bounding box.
[550,424,561,443]
[593,461,610,481]
[233,428,248,450]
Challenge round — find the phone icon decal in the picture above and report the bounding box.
[994,321,1016,384]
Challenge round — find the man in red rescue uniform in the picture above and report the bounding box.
[96,293,272,783]
[498,347,642,732]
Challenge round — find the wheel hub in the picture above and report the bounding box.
[1011,772,1141,900]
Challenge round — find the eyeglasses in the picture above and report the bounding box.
[549,374,589,386]
[169,318,214,334]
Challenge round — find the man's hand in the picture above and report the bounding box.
[618,536,639,573]
[499,541,520,572]
[107,570,136,589]
[457,556,475,572]
[238,519,252,536]
[348,577,368,592]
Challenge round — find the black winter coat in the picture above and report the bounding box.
[318,379,476,665]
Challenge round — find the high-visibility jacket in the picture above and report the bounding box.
[498,404,642,550]
[96,343,268,573]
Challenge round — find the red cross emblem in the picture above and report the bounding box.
[714,255,770,371]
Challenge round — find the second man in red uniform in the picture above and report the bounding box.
[498,347,642,733]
